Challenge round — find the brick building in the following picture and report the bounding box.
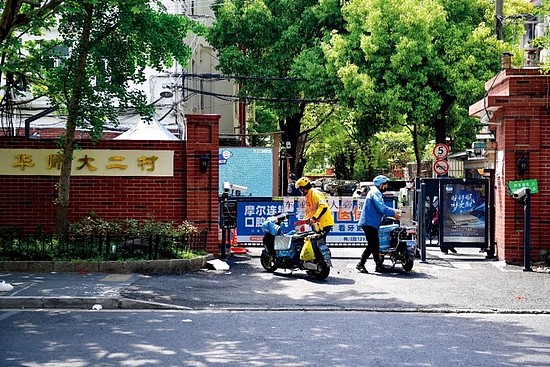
[470,68,550,264]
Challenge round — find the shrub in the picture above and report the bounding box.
[0,215,206,261]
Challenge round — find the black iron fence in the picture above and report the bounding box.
[0,228,208,261]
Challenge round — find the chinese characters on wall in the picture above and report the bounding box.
[236,197,371,243]
[2,149,173,176]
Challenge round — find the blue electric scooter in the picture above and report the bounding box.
[260,213,332,280]
[379,221,417,272]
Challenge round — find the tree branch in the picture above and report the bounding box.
[0,0,65,44]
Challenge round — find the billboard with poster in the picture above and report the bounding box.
[441,179,488,247]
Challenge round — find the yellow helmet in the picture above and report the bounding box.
[295,177,310,189]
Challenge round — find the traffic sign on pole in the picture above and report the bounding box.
[433,160,449,176]
[433,144,450,159]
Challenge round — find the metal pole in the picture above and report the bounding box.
[419,181,427,263]
[219,193,228,259]
[486,174,496,259]
[220,229,227,259]
[523,189,532,272]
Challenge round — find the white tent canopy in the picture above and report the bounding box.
[114,116,179,140]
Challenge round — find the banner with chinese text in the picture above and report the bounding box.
[233,196,395,244]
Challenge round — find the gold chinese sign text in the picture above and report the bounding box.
[1,149,173,176]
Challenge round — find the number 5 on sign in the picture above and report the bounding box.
[433,144,449,159]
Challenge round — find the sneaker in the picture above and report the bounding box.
[356,263,369,273]
[440,249,449,254]
[449,247,457,253]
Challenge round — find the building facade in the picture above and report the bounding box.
[470,68,550,264]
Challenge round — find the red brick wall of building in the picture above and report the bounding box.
[472,69,550,264]
[0,114,220,254]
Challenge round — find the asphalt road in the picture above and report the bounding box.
[1,309,549,367]
[120,247,550,312]
[2,247,549,367]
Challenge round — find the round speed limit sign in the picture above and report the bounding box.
[433,144,449,159]
[433,160,449,176]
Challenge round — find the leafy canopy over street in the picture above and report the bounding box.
[208,0,530,179]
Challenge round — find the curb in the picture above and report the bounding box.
[2,297,550,314]
[0,297,121,310]
[0,254,214,274]
[0,297,194,310]
[0,255,215,310]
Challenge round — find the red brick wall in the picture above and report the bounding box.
[478,69,550,264]
[184,114,220,253]
[0,114,221,254]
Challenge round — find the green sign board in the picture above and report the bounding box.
[507,179,538,195]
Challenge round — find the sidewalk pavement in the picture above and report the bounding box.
[1,247,549,311]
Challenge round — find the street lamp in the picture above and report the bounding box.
[149,90,174,106]
[25,106,58,139]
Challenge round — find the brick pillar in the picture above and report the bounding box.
[469,69,550,264]
[184,114,220,254]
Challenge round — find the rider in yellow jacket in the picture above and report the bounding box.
[295,176,335,240]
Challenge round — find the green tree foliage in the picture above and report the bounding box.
[303,104,363,179]
[1,0,201,234]
[323,0,508,176]
[372,130,413,174]
[50,0,200,234]
[246,103,278,147]
[0,0,66,135]
[207,0,345,177]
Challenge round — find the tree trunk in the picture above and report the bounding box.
[433,95,455,145]
[55,4,94,236]
[280,104,305,177]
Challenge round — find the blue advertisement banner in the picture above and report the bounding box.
[218,148,273,197]
[441,181,487,245]
[234,196,397,244]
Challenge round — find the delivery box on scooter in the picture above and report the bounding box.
[379,224,400,252]
[294,220,312,233]
[274,235,292,250]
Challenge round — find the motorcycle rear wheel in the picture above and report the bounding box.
[307,261,330,280]
[402,254,414,272]
[260,251,278,272]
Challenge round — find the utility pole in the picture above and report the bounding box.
[496,0,503,40]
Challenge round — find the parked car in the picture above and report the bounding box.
[359,181,374,191]
[322,178,338,194]
[322,179,358,196]
[311,178,325,188]
[335,180,359,196]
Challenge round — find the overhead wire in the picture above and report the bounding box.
[180,85,337,104]
[175,72,336,103]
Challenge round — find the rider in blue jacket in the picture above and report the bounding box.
[356,175,401,273]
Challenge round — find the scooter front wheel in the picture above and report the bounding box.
[260,251,278,272]
[307,260,330,280]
